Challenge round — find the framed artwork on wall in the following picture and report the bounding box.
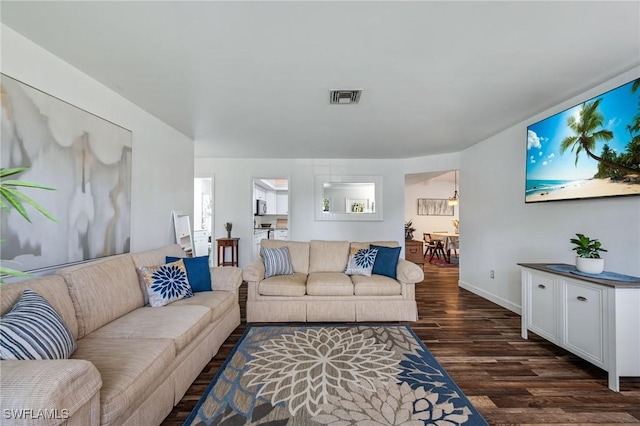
[1,74,133,275]
[417,198,454,216]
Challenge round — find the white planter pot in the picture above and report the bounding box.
[575,257,604,274]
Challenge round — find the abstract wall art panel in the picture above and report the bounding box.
[417,198,454,216]
[1,74,132,274]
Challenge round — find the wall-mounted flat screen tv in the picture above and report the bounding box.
[526,78,640,203]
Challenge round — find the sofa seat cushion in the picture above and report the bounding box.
[352,274,402,296]
[170,291,236,322]
[72,337,175,426]
[259,272,307,296]
[307,272,354,296]
[86,305,210,353]
[1,359,101,421]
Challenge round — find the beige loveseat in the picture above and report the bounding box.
[0,245,241,426]
[242,240,424,323]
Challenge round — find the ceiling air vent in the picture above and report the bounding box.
[330,89,362,105]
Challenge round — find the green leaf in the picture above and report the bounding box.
[0,187,32,222]
[0,265,31,284]
[1,180,56,191]
[11,189,59,223]
[0,167,29,179]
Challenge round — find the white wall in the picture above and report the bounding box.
[405,171,460,241]
[196,158,406,266]
[1,25,195,253]
[459,68,640,314]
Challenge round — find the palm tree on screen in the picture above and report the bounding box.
[560,99,637,175]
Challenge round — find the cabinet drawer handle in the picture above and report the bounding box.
[537,284,546,289]
[577,296,588,302]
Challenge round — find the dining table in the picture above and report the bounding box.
[431,232,459,263]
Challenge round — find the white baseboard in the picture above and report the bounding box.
[458,280,521,315]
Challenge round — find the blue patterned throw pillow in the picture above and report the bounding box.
[261,246,294,278]
[0,289,77,360]
[344,248,379,277]
[139,259,193,307]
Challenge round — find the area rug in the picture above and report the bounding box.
[184,325,487,425]
[429,256,459,268]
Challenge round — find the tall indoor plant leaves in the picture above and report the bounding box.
[0,167,58,282]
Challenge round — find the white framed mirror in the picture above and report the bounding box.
[314,175,383,221]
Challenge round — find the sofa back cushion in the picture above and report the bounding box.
[350,241,399,251]
[261,240,310,274]
[130,244,186,268]
[308,240,351,273]
[130,244,187,304]
[0,275,79,340]
[57,255,143,338]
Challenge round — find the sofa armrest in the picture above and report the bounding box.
[210,266,243,291]
[396,258,424,284]
[242,259,265,283]
[0,359,101,426]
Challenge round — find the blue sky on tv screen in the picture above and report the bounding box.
[526,80,638,181]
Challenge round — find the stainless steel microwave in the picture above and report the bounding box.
[256,199,267,216]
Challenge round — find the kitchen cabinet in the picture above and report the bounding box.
[193,229,209,258]
[253,230,269,259]
[254,185,266,201]
[520,264,640,391]
[253,185,266,215]
[276,191,288,214]
[266,190,277,215]
[273,229,288,240]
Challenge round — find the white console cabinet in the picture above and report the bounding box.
[520,264,640,392]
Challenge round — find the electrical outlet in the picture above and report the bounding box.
[490,270,495,279]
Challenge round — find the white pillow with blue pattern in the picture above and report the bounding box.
[261,246,294,278]
[0,289,77,360]
[344,247,379,277]
[138,259,193,307]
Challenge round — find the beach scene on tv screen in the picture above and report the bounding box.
[526,78,640,203]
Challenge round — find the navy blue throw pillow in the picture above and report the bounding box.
[370,245,401,279]
[166,256,211,292]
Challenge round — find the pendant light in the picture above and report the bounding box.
[448,170,459,206]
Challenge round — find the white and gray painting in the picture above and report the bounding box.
[1,75,132,273]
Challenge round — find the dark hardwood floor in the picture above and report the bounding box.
[162,262,640,425]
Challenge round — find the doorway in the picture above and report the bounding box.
[404,170,459,269]
[252,178,289,260]
[194,177,213,262]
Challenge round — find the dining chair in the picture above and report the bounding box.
[424,233,446,262]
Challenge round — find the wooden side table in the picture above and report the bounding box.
[216,238,239,267]
[405,240,424,266]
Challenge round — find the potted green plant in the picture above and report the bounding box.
[404,220,416,241]
[570,233,607,274]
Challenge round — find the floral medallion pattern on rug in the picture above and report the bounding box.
[186,325,488,426]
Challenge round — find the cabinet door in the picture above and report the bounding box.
[266,190,277,214]
[563,279,606,368]
[276,192,288,214]
[527,273,558,343]
[274,230,288,240]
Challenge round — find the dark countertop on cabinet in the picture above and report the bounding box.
[518,263,640,288]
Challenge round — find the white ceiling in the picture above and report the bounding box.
[2,1,639,159]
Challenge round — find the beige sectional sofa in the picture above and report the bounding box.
[242,240,424,323]
[0,245,241,426]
